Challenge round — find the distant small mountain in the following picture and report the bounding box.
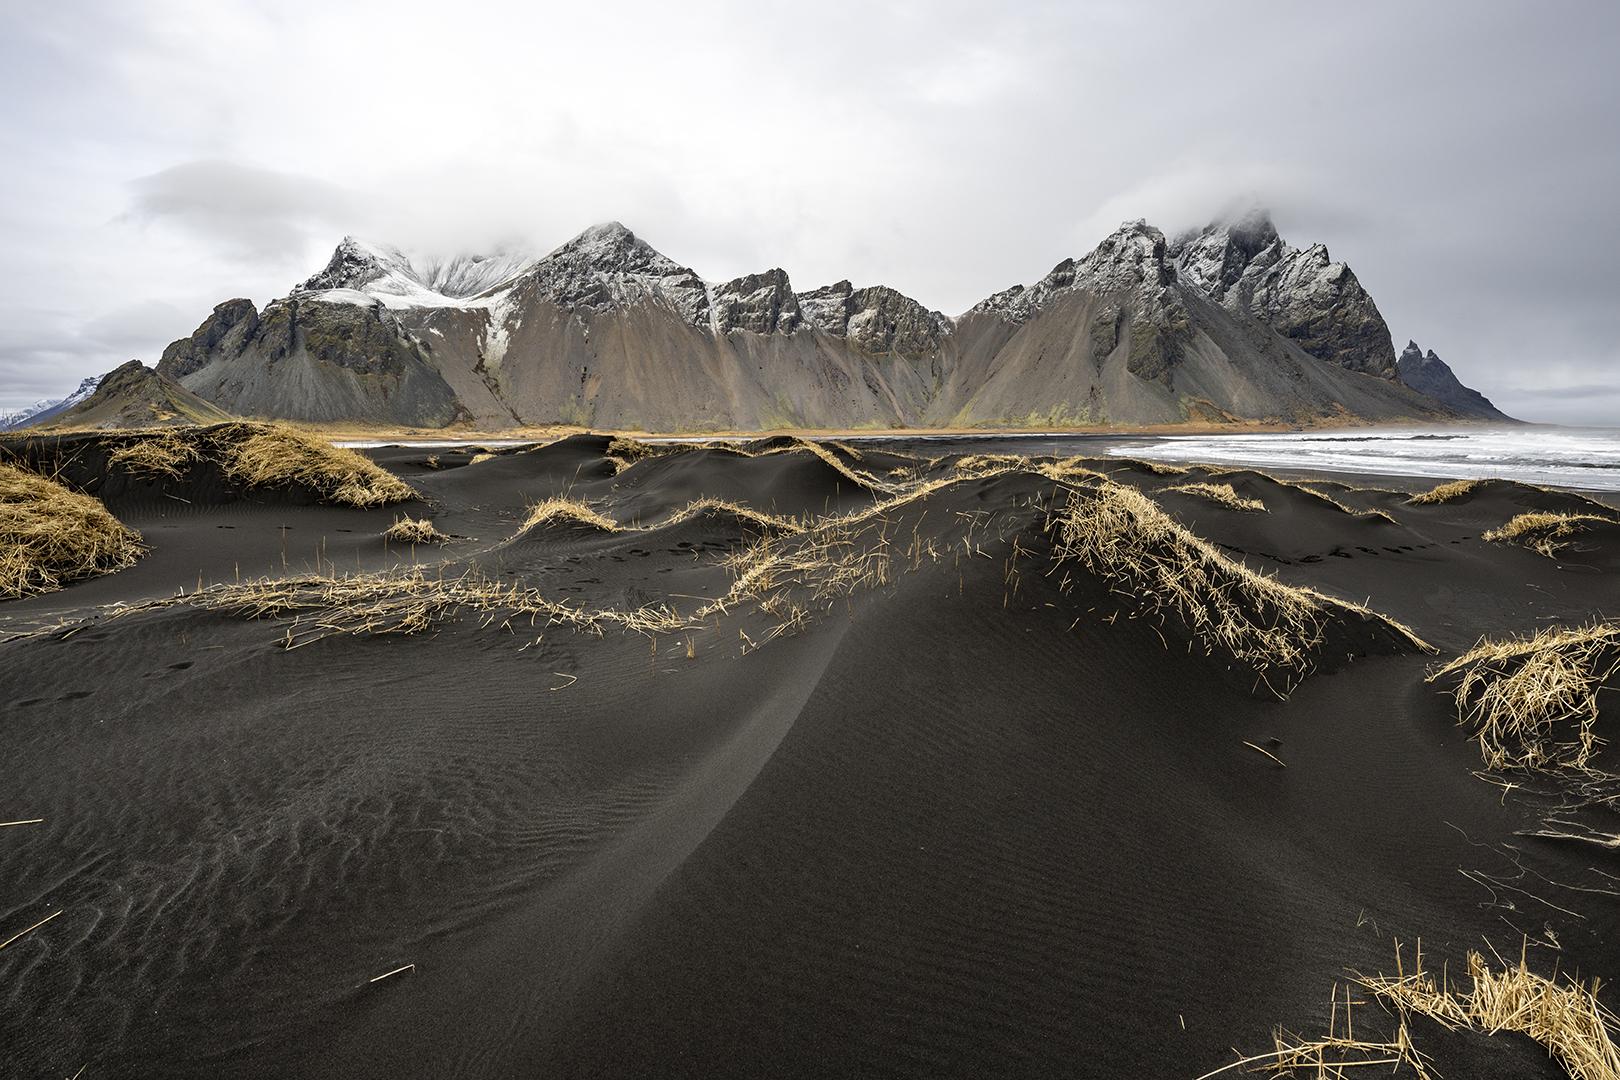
[148,214,1503,430]
[1395,341,1512,421]
[0,375,102,431]
[38,361,234,430]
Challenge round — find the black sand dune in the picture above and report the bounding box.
[3,434,1618,1078]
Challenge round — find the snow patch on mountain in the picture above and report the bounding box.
[968,220,1176,321]
[0,375,103,431]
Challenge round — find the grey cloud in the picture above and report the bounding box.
[124,160,358,260]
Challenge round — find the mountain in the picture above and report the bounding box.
[1395,341,1511,420]
[1169,209,1396,376]
[38,360,234,429]
[0,375,102,431]
[152,215,1493,431]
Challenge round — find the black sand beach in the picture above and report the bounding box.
[3,432,1618,1078]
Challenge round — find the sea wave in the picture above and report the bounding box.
[1113,426,1620,491]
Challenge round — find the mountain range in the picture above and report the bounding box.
[136,211,1508,431]
[0,375,102,431]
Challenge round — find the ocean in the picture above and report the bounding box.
[1110,426,1620,492]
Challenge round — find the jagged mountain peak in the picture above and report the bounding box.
[1169,211,1396,376]
[546,221,671,269]
[1395,340,1511,420]
[296,236,418,296]
[522,222,710,323]
[970,219,1174,321]
[795,280,952,359]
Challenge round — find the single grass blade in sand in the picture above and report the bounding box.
[0,909,62,952]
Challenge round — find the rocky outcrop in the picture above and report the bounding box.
[158,299,260,380]
[711,270,803,334]
[797,281,951,359]
[1396,341,1512,420]
[1171,211,1397,377]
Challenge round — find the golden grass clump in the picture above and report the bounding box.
[700,512,915,648]
[749,437,895,491]
[1052,481,1428,693]
[218,424,416,507]
[468,452,497,465]
[1298,484,1398,523]
[0,463,143,599]
[605,435,666,474]
[383,516,451,546]
[658,498,801,535]
[1036,456,1107,483]
[1408,478,1483,505]
[1207,943,1620,1080]
[1111,456,1189,476]
[795,438,893,491]
[1164,481,1267,513]
[1360,942,1620,1080]
[132,567,683,648]
[107,429,200,478]
[1429,621,1620,772]
[1484,512,1616,558]
[1195,983,1432,1080]
[522,497,621,533]
[954,453,1104,484]
[955,453,1029,475]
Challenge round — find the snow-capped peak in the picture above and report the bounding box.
[522,222,711,323]
[970,219,1174,320]
[0,374,103,431]
[294,236,537,310]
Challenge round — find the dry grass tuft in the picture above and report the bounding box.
[657,498,801,535]
[1111,457,1189,476]
[1036,457,1107,483]
[955,453,1029,475]
[1484,512,1617,558]
[1207,942,1620,1080]
[1298,484,1399,523]
[468,452,497,465]
[130,567,683,647]
[1430,622,1620,771]
[107,429,200,478]
[1052,481,1429,693]
[1165,482,1267,513]
[1408,478,1483,505]
[216,424,416,507]
[604,435,667,473]
[1360,941,1620,1080]
[1196,983,1433,1079]
[954,453,1105,484]
[699,513,914,648]
[1,463,143,599]
[790,438,893,491]
[383,516,451,546]
[522,497,621,533]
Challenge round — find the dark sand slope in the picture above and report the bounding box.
[2,437,1618,1078]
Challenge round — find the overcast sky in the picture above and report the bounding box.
[3,1,1617,422]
